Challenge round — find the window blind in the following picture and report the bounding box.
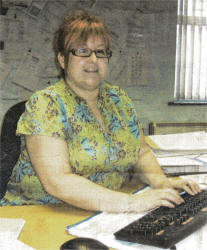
[174,0,207,103]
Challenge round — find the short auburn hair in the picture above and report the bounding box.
[53,10,111,79]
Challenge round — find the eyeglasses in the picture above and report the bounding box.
[69,48,112,58]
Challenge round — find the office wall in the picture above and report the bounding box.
[1,0,206,134]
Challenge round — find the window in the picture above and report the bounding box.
[174,0,207,103]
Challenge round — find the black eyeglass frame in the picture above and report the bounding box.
[69,48,112,58]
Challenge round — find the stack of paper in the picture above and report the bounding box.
[149,131,207,175]
[0,218,35,250]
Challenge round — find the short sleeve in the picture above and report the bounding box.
[16,91,66,139]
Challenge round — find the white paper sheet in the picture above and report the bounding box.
[0,218,35,250]
[157,153,207,166]
[0,218,25,239]
[149,131,207,150]
[0,233,35,250]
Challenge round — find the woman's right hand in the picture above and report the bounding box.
[130,188,184,213]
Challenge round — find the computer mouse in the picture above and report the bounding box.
[60,237,109,250]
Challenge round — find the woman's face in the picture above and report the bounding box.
[58,36,109,94]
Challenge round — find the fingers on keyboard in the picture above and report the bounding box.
[182,180,202,195]
[161,189,184,206]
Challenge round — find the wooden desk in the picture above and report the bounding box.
[0,183,144,250]
[0,203,93,249]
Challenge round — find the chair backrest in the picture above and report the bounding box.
[0,101,26,198]
[149,122,207,135]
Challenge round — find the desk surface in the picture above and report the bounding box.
[1,203,93,250]
[0,183,144,250]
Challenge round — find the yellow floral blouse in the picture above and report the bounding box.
[0,79,142,206]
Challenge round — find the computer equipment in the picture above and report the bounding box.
[60,237,109,250]
[114,189,207,249]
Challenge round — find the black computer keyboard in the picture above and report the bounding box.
[114,189,207,249]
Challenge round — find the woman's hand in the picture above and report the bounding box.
[136,136,201,199]
[129,176,202,213]
[130,188,184,212]
[154,178,202,195]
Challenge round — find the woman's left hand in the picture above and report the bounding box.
[155,178,202,195]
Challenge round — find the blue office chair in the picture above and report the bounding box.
[0,101,26,198]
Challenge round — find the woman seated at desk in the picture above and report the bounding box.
[0,10,201,212]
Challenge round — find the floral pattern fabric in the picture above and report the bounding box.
[0,79,141,206]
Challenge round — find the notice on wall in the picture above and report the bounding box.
[12,50,45,92]
[0,62,11,87]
